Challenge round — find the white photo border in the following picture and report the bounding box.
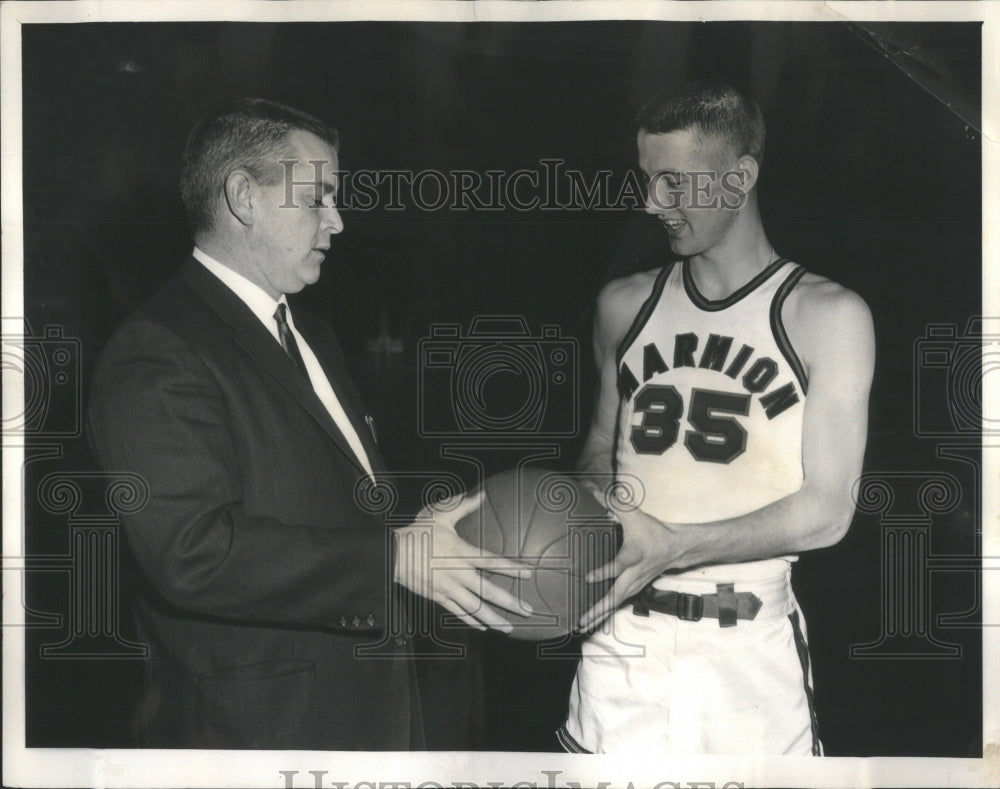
[2,1,997,787]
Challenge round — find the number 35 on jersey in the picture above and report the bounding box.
[612,259,808,529]
[619,332,800,465]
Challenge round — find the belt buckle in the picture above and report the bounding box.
[676,592,703,622]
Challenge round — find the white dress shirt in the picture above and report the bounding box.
[193,247,374,479]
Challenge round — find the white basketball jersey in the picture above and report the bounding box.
[614,258,808,581]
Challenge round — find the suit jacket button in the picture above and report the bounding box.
[366,613,376,627]
[351,616,361,628]
[339,616,348,627]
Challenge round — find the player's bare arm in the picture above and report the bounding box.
[578,271,664,480]
[580,276,875,629]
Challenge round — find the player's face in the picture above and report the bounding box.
[249,130,343,298]
[638,128,741,259]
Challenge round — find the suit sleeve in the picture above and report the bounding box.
[87,317,393,632]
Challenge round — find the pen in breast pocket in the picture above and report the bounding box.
[365,414,377,443]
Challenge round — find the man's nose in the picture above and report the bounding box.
[645,182,681,215]
[645,190,667,215]
[323,205,344,234]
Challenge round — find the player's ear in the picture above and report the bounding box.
[718,155,759,211]
[734,154,760,194]
[223,169,255,226]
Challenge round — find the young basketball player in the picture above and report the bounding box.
[557,82,875,755]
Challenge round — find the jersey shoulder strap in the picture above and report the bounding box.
[769,262,809,392]
[614,262,675,367]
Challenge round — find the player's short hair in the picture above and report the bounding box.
[180,97,339,234]
[636,82,765,167]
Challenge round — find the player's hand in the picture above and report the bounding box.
[393,490,534,633]
[576,507,676,632]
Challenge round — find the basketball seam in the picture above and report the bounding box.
[484,485,504,555]
[522,479,544,606]
[521,476,541,558]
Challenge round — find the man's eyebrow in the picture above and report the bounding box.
[297,180,337,194]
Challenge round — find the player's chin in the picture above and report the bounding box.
[667,237,690,256]
[667,232,700,257]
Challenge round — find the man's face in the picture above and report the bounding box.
[637,128,745,259]
[249,130,343,298]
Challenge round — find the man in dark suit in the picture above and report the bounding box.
[87,98,523,749]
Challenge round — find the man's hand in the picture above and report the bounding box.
[577,506,678,632]
[572,277,875,634]
[393,491,533,633]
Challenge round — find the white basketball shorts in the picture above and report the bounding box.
[558,567,822,755]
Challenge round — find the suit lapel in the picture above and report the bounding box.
[295,312,387,474]
[177,259,372,476]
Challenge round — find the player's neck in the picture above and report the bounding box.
[688,219,775,301]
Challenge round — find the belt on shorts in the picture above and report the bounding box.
[631,582,763,627]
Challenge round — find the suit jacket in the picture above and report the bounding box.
[88,257,418,749]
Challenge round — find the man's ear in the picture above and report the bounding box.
[223,170,254,226]
[734,154,759,193]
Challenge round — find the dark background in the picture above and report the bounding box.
[19,21,983,756]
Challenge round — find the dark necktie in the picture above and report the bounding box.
[273,303,308,375]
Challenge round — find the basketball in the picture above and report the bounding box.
[455,467,622,641]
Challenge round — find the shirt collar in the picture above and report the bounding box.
[192,247,292,332]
